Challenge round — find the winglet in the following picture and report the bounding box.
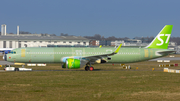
[114,44,122,54]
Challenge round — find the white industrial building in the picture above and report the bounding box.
[0,24,90,48]
[0,35,90,48]
[111,39,144,46]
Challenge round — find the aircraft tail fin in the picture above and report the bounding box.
[145,25,173,49]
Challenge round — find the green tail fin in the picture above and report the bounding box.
[145,25,173,49]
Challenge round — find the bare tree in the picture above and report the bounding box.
[171,37,180,45]
[19,31,31,34]
[60,33,69,36]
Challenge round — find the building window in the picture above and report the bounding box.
[40,41,42,43]
[63,41,66,43]
[18,41,21,48]
[9,41,12,48]
[83,42,86,45]
[24,41,27,43]
[69,42,72,43]
[34,41,36,43]
[24,44,27,47]
[78,42,80,44]
[54,41,57,43]
[3,41,6,48]
[48,41,51,43]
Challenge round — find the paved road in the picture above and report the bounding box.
[0,61,14,65]
[0,70,5,72]
[0,69,162,72]
[33,69,163,72]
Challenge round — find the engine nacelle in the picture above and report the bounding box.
[62,58,81,69]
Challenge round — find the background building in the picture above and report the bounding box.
[1,24,179,53]
[0,35,89,48]
[0,24,90,48]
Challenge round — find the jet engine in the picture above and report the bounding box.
[62,58,81,69]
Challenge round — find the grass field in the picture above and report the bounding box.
[0,54,180,101]
[0,59,180,101]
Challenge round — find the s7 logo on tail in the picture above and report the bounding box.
[156,34,171,46]
[146,25,173,49]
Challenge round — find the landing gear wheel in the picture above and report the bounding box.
[89,66,94,71]
[85,66,89,71]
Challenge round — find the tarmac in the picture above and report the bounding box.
[0,57,179,72]
[33,69,163,72]
[0,57,179,65]
[0,69,163,72]
[0,61,14,65]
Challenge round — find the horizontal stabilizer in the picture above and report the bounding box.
[158,50,176,55]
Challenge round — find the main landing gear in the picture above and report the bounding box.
[85,66,94,71]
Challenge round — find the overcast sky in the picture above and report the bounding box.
[0,0,179,38]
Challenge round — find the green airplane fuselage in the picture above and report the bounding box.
[6,47,168,63]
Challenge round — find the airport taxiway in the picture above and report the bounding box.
[0,57,179,65]
[0,61,14,65]
[0,69,163,72]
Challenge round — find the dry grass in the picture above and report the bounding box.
[0,60,180,101]
[0,55,180,101]
[1,71,180,101]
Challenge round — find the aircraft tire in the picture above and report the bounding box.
[85,66,89,71]
[89,66,94,71]
[15,68,19,71]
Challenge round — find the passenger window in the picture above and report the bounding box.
[10,51,16,54]
[10,51,13,54]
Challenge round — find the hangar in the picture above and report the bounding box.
[0,24,90,48]
[0,35,90,48]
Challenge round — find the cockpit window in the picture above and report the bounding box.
[10,51,16,54]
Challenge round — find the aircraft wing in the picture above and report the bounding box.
[81,44,122,62]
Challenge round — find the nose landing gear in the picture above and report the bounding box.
[3,55,7,61]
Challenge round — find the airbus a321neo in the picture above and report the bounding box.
[3,25,175,71]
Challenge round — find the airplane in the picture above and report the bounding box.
[3,25,175,71]
[0,48,14,54]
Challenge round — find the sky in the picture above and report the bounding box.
[0,0,180,38]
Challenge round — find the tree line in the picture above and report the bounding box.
[84,34,180,45]
[1,32,180,45]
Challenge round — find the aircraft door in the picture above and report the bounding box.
[144,49,149,58]
[21,49,26,57]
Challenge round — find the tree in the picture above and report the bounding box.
[19,31,31,34]
[60,33,69,36]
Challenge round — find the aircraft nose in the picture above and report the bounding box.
[3,55,7,61]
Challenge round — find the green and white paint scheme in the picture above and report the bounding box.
[146,25,173,49]
[4,25,175,71]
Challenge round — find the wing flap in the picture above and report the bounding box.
[82,44,122,62]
